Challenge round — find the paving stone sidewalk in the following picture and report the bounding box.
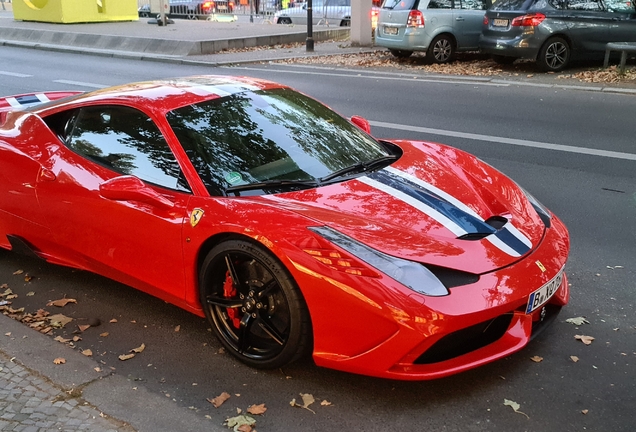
[0,352,133,432]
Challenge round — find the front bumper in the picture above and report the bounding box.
[304,215,569,380]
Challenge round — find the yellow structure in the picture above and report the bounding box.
[13,0,138,23]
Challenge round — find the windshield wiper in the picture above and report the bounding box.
[320,155,398,183]
[225,179,319,194]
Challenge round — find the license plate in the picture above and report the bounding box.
[384,26,398,36]
[493,18,508,27]
[525,268,564,314]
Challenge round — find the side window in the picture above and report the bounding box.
[566,0,602,10]
[603,0,635,12]
[459,0,487,9]
[428,0,453,8]
[67,105,191,193]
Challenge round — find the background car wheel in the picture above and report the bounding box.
[427,34,455,64]
[278,17,292,24]
[492,55,516,65]
[389,49,413,59]
[187,12,198,20]
[340,19,351,27]
[200,239,312,369]
[537,37,570,72]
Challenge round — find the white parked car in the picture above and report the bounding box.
[274,0,352,26]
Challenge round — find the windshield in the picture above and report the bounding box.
[490,0,536,10]
[166,88,391,196]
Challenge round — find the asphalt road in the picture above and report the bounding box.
[1,46,635,432]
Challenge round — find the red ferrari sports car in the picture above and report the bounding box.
[0,76,569,380]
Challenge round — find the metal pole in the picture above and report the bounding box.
[306,0,314,52]
[250,0,254,22]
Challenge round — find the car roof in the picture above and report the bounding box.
[32,75,285,115]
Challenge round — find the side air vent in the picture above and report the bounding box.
[458,216,509,241]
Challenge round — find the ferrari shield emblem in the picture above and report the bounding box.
[190,209,204,227]
[535,260,546,273]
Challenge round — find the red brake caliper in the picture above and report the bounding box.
[223,270,242,329]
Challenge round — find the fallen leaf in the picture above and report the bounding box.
[582,409,589,415]
[100,332,109,337]
[13,270,24,275]
[320,400,332,406]
[207,391,231,408]
[48,314,73,328]
[575,335,595,345]
[54,336,71,343]
[290,393,316,414]
[6,294,17,300]
[118,353,135,361]
[82,349,93,357]
[503,399,529,419]
[174,325,180,332]
[130,343,145,353]
[24,275,33,282]
[53,357,66,365]
[247,403,267,415]
[94,367,102,372]
[570,356,580,362]
[566,317,590,325]
[26,292,35,296]
[530,356,543,363]
[5,332,11,336]
[78,324,91,332]
[225,415,256,432]
[109,318,118,323]
[72,336,81,342]
[237,425,253,432]
[47,298,77,307]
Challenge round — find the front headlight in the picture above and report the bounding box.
[308,226,449,297]
[520,187,552,228]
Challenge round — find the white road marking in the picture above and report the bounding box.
[370,120,636,161]
[52,80,108,89]
[0,71,32,77]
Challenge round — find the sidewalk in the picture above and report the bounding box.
[1,312,221,432]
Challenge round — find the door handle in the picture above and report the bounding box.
[456,17,465,21]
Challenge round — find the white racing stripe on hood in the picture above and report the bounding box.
[357,176,468,237]
[364,167,533,257]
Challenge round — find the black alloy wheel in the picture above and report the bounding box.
[537,37,570,72]
[427,34,455,64]
[389,49,413,58]
[200,239,312,369]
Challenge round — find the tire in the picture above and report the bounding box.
[200,239,312,369]
[537,37,570,72]
[492,54,516,65]
[278,17,292,24]
[340,19,351,27]
[389,49,413,58]
[187,12,198,20]
[427,34,455,64]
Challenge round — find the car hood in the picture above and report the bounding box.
[263,140,546,274]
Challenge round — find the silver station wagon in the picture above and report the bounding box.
[375,0,492,62]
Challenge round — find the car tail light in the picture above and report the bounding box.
[203,1,213,11]
[229,1,234,8]
[483,16,488,25]
[511,13,545,27]
[406,10,424,28]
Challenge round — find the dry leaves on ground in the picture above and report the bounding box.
[47,298,77,307]
[224,414,256,432]
[208,392,231,408]
[53,357,66,365]
[575,335,595,345]
[503,399,529,419]
[530,356,543,363]
[566,317,590,325]
[247,403,267,415]
[290,393,316,414]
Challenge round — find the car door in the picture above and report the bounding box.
[0,113,53,251]
[454,0,489,49]
[36,104,192,303]
[563,0,612,52]
[603,0,636,42]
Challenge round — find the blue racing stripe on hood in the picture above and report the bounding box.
[368,170,496,236]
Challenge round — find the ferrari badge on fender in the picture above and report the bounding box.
[190,209,204,227]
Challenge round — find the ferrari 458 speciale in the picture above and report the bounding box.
[0,76,569,380]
